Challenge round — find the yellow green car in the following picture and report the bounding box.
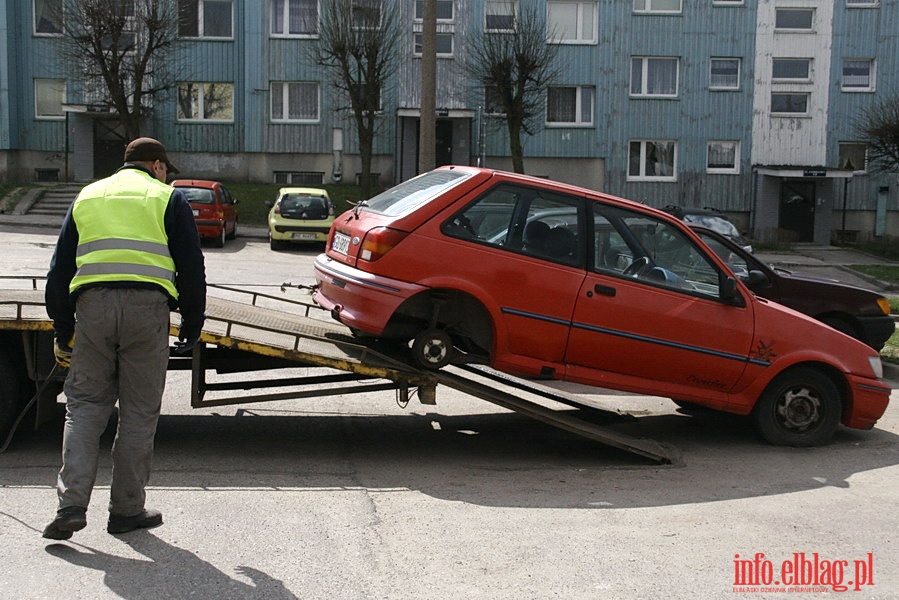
[267,187,335,250]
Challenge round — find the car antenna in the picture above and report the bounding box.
[352,199,368,219]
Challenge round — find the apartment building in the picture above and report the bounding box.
[1,0,897,242]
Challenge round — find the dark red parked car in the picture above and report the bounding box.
[693,226,895,351]
[171,179,239,248]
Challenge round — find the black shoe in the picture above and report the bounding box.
[42,506,87,540]
[107,508,163,534]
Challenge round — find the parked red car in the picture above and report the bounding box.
[313,167,890,446]
[693,226,895,351]
[171,179,239,247]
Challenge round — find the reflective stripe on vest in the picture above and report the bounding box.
[70,169,179,299]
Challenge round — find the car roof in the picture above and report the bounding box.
[171,179,221,188]
[278,187,329,197]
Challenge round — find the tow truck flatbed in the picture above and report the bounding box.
[0,280,673,463]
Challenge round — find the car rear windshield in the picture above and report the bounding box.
[281,195,330,219]
[365,170,472,217]
[181,188,215,204]
[683,214,739,237]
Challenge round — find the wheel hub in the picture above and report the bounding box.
[422,339,448,364]
[776,388,820,431]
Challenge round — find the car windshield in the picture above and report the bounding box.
[365,170,472,217]
[683,214,739,237]
[181,188,215,204]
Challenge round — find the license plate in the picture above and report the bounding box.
[192,209,199,217]
[292,232,317,240]
[332,232,351,255]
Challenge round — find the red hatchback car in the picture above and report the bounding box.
[313,167,890,446]
[172,179,239,247]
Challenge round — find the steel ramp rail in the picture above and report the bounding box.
[434,365,674,464]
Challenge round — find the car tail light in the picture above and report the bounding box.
[359,227,408,262]
[876,297,891,315]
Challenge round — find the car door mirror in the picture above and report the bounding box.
[721,276,745,307]
[743,269,769,287]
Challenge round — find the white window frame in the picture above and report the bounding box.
[546,1,597,45]
[179,0,234,39]
[774,8,814,32]
[414,33,454,57]
[34,0,62,35]
[628,140,677,181]
[709,58,740,90]
[271,81,321,122]
[842,59,875,92]
[712,0,744,5]
[415,0,454,21]
[270,0,319,37]
[34,78,66,119]
[772,58,812,82]
[770,92,809,116]
[838,143,867,172]
[546,86,594,126]
[630,56,679,98]
[706,141,740,174]
[846,0,879,7]
[486,0,516,32]
[177,82,235,122]
[633,0,682,15]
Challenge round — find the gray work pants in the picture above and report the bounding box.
[56,287,171,516]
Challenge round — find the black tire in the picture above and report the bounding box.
[0,349,25,443]
[226,219,237,240]
[213,226,226,248]
[411,328,454,370]
[270,238,284,251]
[751,367,842,447]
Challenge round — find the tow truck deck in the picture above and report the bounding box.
[0,279,672,463]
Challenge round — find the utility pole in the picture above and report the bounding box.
[418,0,436,174]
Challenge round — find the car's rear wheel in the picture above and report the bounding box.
[270,238,285,251]
[213,227,225,248]
[751,367,842,447]
[411,328,454,370]
[226,219,237,240]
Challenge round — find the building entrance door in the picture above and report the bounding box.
[779,180,815,242]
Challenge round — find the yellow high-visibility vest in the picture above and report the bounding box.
[70,168,178,299]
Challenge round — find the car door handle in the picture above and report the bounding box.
[591,284,616,297]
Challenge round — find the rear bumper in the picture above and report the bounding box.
[195,222,224,237]
[312,254,427,336]
[858,315,896,351]
[844,373,891,429]
[270,224,330,243]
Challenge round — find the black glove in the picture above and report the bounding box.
[174,314,205,355]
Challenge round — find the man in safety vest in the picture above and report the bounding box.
[43,137,206,539]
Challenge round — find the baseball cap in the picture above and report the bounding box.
[123,137,180,174]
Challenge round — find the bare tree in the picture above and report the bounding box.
[54,0,182,140]
[857,96,899,173]
[314,0,401,198]
[466,5,560,174]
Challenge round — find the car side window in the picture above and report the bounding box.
[698,232,750,279]
[441,184,583,267]
[220,186,233,205]
[592,203,728,301]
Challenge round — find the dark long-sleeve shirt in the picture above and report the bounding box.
[45,165,206,341]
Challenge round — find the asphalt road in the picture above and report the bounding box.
[1,226,897,600]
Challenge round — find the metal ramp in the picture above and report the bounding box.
[1,281,674,463]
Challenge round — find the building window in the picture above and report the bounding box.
[271,82,320,122]
[774,8,813,31]
[633,0,681,14]
[546,1,597,44]
[352,1,382,29]
[179,0,233,38]
[712,0,744,4]
[177,82,234,121]
[631,57,679,97]
[710,58,740,90]
[486,0,515,31]
[271,0,318,36]
[842,59,874,91]
[35,78,65,118]
[838,143,867,172]
[415,0,454,20]
[34,0,62,35]
[628,140,677,181]
[771,93,809,115]
[707,141,739,174]
[772,58,811,81]
[414,33,453,56]
[547,86,594,126]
